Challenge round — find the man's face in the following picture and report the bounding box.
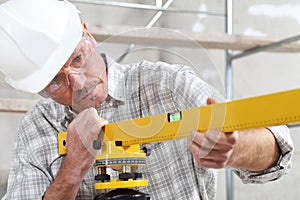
[39,34,108,112]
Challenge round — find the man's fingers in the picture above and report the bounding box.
[206,97,220,105]
[189,141,233,160]
[68,108,108,156]
[190,130,236,151]
[206,130,238,146]
[196,158,227,169]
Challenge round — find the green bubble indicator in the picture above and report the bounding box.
[168,112,182,122]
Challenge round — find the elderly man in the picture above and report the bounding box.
[0,0,293,199]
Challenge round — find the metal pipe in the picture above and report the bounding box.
[287,123,300,128]
[146,0,174,28]
[231,34,300,60]
[116,0,174,62]
[155,0,162,7]
[225,0,234,200]
[225,51,233,98]
[70,0,225,17]
[225,0,233,99]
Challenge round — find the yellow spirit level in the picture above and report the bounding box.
[58,88,300,190]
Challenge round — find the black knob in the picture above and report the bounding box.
[119,173,135,180]
[95,174,110,182]
[93,140,101,150]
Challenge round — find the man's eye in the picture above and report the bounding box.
[49,73,64,86]
[73,54,82,64]
[70,54,82,68]
[52,75,60,83]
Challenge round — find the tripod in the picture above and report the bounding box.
[94,188,150,200]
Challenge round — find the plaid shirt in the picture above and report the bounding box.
[4,58,293,200]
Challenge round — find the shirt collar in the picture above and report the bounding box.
[105,54,126,103]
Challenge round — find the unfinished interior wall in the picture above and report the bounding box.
[1,0,300,199]
[231,1,300,199]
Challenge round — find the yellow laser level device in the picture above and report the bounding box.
[58,88,300,194]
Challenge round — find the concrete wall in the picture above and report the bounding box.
[1,0,300,199]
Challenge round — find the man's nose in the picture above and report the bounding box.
[67,71,87,90]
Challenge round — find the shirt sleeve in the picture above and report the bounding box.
[4,125,50,199]
[168,64,294,184]
[4,101,64,199]
[233,125,294,183]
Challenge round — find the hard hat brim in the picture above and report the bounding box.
[10,29,83,94]
[0,0,83,94]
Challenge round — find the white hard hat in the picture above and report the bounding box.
[0,0,82,93]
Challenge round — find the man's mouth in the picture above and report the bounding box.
[82,86,96,100]
[76,79,100,100]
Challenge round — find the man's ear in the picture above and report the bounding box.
[82,21,88,30]
[82,21,96,42]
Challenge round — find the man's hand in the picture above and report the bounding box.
[188,98,238,168]
[43,108,107,200]
[66,107,108,175]
[188,97,281,171]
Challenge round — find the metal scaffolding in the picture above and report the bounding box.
[1,1,300,199]
[70,0,225,16]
